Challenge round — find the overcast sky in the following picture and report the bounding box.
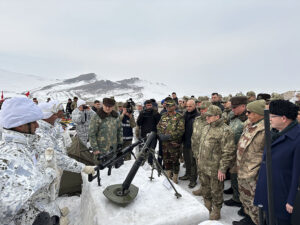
[0,0,299,96]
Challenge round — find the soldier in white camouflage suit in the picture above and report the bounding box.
[0,97,58,225]
[72,99,95,146]
[233,100,266,225]
[198,105,235,220]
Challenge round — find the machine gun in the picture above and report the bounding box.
[88,139,144,186]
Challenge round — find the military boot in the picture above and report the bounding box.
[172,173,179,184]
[192,188,202,196]
[166,170,172,179]
[209,206,221,220]
[179,174,190,180]
[204,199,212,213]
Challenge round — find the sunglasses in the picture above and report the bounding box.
[246,111,252,114]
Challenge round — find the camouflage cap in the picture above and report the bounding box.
[199,101,212,109]
[198,96,204,102]
[117,102,124,107]
[165,99,176,107]
[203,96,209,101]
[270,93,284,101]
[222,96,230,103]
[183,96,189,101]
[246,91,256,98]
[235,92,245,97]
[205,105,222,116]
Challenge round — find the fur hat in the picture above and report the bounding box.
[103,98,116,107]
[230,96,248,108]
[257,93,271,101]
[269,100,299,120]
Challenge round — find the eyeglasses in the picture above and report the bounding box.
[246,111,252,114]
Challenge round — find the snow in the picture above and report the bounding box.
[80,160,207,225]
[57,161,243,225]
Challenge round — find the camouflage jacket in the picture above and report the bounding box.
[229,111,248,172]
[157,112,185,144]
[198,118,235,176]
[191,114,207,157]
[36,120,85,173]
[237,119,265,180]
[0,129,58,225]
[71,108,95,146]
[89,109,123,153]
[222,109,232,125]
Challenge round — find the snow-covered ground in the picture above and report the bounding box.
[57,161,243,225]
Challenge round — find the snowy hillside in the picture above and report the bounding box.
[0,69,172,103]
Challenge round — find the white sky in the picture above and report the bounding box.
[0,0,299,96]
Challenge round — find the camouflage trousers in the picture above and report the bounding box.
[162,142,181,174]
[122,140,133,161]
[238,177,259,225]
[200,172,224,209]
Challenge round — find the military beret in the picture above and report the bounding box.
[199,101,212,109]
[269,100,299,120]
[246,91,256,97]
[230,96,248,108]
[205,105,222,117]
[247,100,266,116]
[145,100,152,105]
[103,98,116,107]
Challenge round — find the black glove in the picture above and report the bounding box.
[158,134,171,141]
[117,144,123,150]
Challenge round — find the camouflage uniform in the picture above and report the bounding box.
[228,111,248,203]
[89,108,123,154]
[246,91,256,103]
[237,119,265,225]
[72,108,95,146]
[198,106,235,213]
[0,129,58,225]
[157,110,184,174]
[222,109,233,125]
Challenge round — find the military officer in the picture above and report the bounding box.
[157,98,185,184]
[198,105,235,220]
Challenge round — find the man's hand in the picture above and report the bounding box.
[218,170,226,182]
[82,166,96,175]
[286,203,293,214]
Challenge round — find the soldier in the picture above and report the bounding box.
[89,97,123,155]
[224,96,248,208]
[180,99,200,188]
[70,96,78,111]
[232,100,266,225]
[0,97,59,224]
[72,99,95,146]
[157,98,185,184]
[222,97,232,125]
[191,100,212,196]
[246,91,256,103]
[178,96,188,114]
[198,105,235,220]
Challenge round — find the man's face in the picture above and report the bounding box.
[248,96,256,102]
[211,94,219,103]
[137,105,143,111]
[232,104,246,116]
[186,100,196,112]
[206,115,220,124]
[33,99,38,104]
[224,101,231,109]
[145,103,152,110]
[94,102,101,109]
[178,100,183,105]
[172,93,177,98]
[103,104,114,114]
[200,108,208,115]
[118,106,123,111]
[246,111,263,124]
[270,114,285,130]
[166,105,176,112]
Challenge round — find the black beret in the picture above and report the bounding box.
[103,98,116,107]
[269,100,299,120]
[144,100,152,105]
[230,96,248,107]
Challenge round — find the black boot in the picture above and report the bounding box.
[238,206,246,217]
[179,174,190,180]
[224,187,233,194]
[232,215,255,225]
[224,198,242,207]
[188,180,197,188]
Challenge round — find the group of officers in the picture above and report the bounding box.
[0,91,300,225]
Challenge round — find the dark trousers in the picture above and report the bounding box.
[182,147,197,182]
[231,172,241,203]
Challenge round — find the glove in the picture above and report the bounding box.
[158,134,171,141]
[60,216,69,225]
[82,166,96,175]
[117,144,123,150]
